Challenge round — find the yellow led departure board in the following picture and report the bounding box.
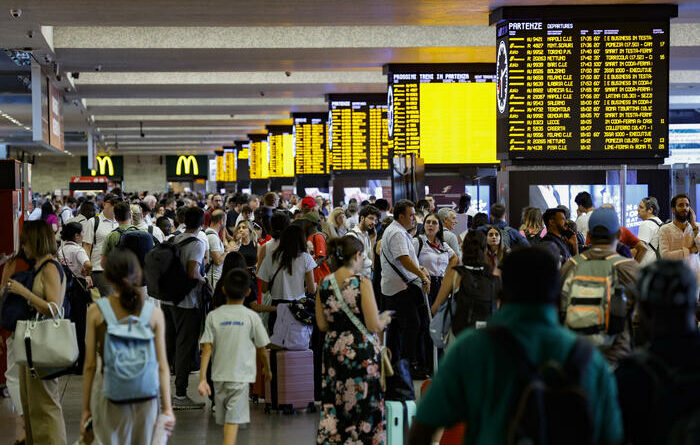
[293,113,328,176]
[491,5,675,160]
[267,125,295,177]
[249,135,269,179]
[328,94,390,172]
[215,148,237,182]
[385,64,499,165]
[234,140,250,181]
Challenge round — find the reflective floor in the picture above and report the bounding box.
[0,374,319,445]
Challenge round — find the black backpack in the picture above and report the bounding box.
[451,265,499,336]
[115,227,155,268]
[488,325,595,445]
[143,237,199,305]
[626,350,700,444]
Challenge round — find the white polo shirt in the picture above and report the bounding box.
[380,221,420,296]
[82,214,119,272]
[57,241,91,278]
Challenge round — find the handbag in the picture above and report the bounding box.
[0,259,55,331]
[429,271,458,348]
[328,274,394,392]
[15,301,79,379]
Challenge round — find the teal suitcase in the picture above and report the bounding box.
[386,400,417,445]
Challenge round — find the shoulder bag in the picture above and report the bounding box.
[429,270,458,348]
[328,274,394,391]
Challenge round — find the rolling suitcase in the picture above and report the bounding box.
[250,355,266,403]
[264,349,315,414]
[386,399,417,445]
[420,379,466,445]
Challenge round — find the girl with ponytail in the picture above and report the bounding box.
[315,236,392,444]
[81,248,175,443]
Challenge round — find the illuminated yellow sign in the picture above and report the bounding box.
[176,155,199,176]
[90,156,114,176]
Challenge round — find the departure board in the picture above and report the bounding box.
[327,94,390,172]
[491,6,675,161]
[234,140,250,181]
[249,135,269,179]
[215,148,237,182]
[385,64,498,165]
[267,125,295,178]
[293,113,328,175]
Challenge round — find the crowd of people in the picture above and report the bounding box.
[0,187,699,444]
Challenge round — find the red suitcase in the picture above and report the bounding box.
[250,355,266,403]
[264,349,316,414]
[421,379,466,445]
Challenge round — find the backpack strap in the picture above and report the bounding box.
[95,297,119,327]
[138,300,155,326]
[148,225,153,235]
[417,236,424,258]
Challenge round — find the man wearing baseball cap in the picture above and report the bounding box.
[560,206,640,365]
[301,196,317,214]
[615,260,700,444]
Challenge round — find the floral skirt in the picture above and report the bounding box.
[317,330,385,445]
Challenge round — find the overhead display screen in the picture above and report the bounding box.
[385,64,498,165]
[215,147,236,182]
[249,135,269,180]
[293,112,328,176]
[327,94,390,172]
[267,125,295,178]
[234,140,250,181]
[491,6,675,161]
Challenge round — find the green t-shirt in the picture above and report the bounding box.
[416,304,623,445]
[101,224,139,257]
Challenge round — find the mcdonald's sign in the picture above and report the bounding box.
[80,155,123,179]
[166,155,208,180]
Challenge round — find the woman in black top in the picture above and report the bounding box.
[232,220,258,270]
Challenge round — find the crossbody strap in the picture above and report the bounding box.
[381,250,412,284]
[328,274,379,348]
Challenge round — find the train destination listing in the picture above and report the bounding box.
[496,20,670,160]
[294,114,328,175]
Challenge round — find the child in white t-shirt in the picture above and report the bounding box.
[198,268,271,445]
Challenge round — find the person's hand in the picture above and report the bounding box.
[79,410,91,436]
[263,365,273,382]
[197,380,211,397]
[6,278,30,299]
[690,208,696,226]
[85,276,94,288]
[422,280,430,295]
[162,409,176,434]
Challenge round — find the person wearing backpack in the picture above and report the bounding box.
[83,194,120,297]
[4,221,68,445]
[409,246,623,445]
[637,197,664,267]
[561,207,640,367]
[616,260,700,445]
[100,202,154,269]
[478,203,529,248]
[81,249,175,444]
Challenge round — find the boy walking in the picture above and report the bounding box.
[198,269,272,445]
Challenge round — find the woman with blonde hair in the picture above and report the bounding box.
[322,207,348,239]
[519,207,546,243]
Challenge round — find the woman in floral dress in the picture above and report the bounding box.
[315,236,392,445]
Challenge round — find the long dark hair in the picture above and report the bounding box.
[272,225,307,274]
[214,251,248,307]
[104,248,143,313]
[461,230,491,272]
[41,200,54,221]
[419,213,445,243]
[270,211,290,240]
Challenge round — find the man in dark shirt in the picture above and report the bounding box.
[615,260,700,444]
[226,194,245,235]
[542,207,578,266]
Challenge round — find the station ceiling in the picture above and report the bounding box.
[0,0,698,155]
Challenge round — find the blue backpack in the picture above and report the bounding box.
[95,298,159,403]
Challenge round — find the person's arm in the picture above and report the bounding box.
[431,267,460,316]
[197,342,213,397]
[315,288,329,332]
[152,308,175,429]
[188,260,205,283]
[659,226,690,260]
[83,242,93,258]
[256,244,267,271]
[80,305,98,438]
[210,248,225,266]
[397,255,429,283]
[631,241,647,263]
[256,347,272,381]
[82,260,93,276]
[304,270,316,295]
[360,276,387,334]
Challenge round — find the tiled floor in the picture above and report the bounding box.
[0,374,319,445]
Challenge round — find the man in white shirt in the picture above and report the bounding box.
[574,191,595,238]
[205,210,227,288]
[59,197,77,225]
[27,198,42,221]
[347,205,380,278]
[66,201,97,237]
[131,203,164,243]
[659,193,700,298]
[380,199,430,372]
[637,196,664,266]
[162,206,208,410]
[82,194,120,297]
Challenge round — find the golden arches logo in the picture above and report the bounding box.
[90,156,114,176]
[176,155,199,175]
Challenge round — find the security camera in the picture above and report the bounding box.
[71,72,80,79]
[94,64,103,72]
[26,30,34,39]
[285,71,291,77]
[260,91,265,97]
[9,9,22,18]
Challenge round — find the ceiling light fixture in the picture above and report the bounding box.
[0,109,31,131]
